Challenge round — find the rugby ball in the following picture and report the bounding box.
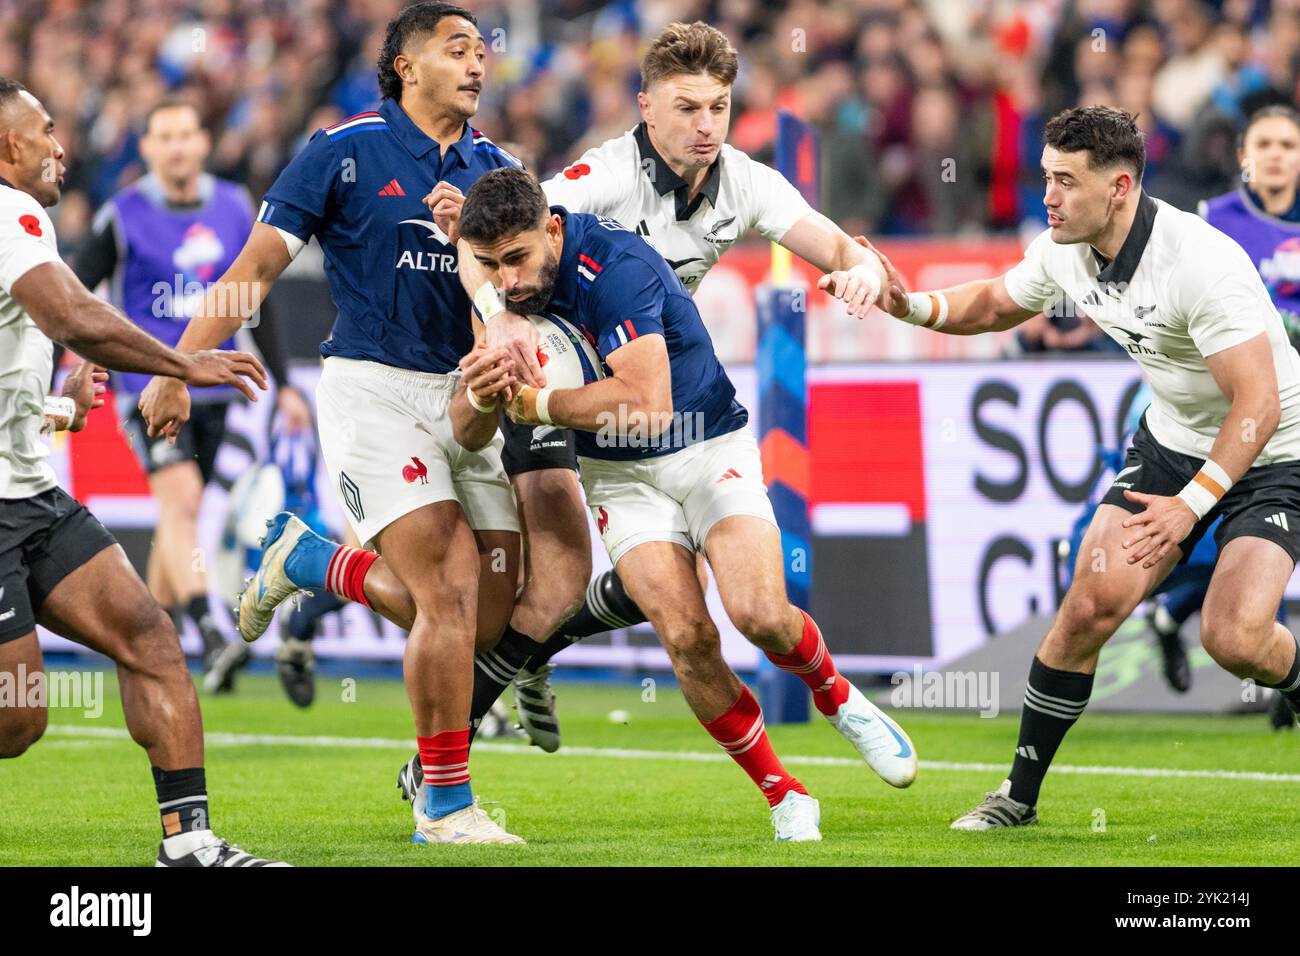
[528,313,605,389]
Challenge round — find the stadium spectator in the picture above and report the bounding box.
[5,0,1299,241]
[9,0,1300,364]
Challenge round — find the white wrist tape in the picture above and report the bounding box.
[903,292,948,329]
[849,263,883,302]
[534,387,554,426]
[466,386,497,414]
[1177,459,1233,519]
[42,395,76,434]
[472,282,505,322]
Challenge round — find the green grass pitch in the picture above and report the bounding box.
[3,669,1298,866]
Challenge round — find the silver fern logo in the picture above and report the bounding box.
[703,215,737,245]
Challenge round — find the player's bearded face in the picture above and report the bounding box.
[503,242,559,316]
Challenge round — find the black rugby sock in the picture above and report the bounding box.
[525,570,647,670]
[1007,657,1094,807]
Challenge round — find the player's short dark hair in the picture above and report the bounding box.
[1043,106,1146,184]
[144,96,203,134]
[461,167,548,244]
[0,78,34,140]
[0,77,25,109]
[1240,103,1300,147]
[377,1,477,102]
[641,21,739,90]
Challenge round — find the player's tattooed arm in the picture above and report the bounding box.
[849,236,1038,335]
[508,334,672,436]
[452,342,516,451]
[780,212,887,320]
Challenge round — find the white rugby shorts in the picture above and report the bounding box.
[578,425,777,566]
[316,356,519,549]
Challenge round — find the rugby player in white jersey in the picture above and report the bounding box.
[867,105,1300,829]
[0,79,284,866]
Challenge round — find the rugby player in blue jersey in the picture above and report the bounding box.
[448,168,916,841]
[139,2,527,845]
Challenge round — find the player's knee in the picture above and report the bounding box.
[117,604,186,675]
[1200,606,1270,674]
[661,617,721,667]
[155,483,202,524]
[413,575,478,628]
[546,552,591,622]
[565,547,593,599]
[0,708,47,758]
[1059,583,1131,640]
[728,596,790,646]
[170,494,202,524]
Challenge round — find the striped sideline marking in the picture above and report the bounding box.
[45,724,1300,784]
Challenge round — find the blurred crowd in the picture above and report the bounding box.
[3,0,1299,311]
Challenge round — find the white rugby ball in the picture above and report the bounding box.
[528,313,605,389]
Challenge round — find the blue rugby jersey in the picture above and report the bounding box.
[543,208,748,461]
[258,99,521,373]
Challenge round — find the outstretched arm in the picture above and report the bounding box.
[854,236,1040,335]
[11,260,266,394]
[779,212,888,319]
[173,222,294,351]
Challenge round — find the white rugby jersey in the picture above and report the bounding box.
[541,123,813,294]
[1004,192,1300,465]
[0,179,61,498]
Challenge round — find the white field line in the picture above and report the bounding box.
[44,723,1300,784]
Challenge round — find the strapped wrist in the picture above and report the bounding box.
[903,292,948,329]
[472,282,505,322]
[535,387,554,425]
[465,385,497,414]
[1176,459,1233,520]
[42,395,77,434]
